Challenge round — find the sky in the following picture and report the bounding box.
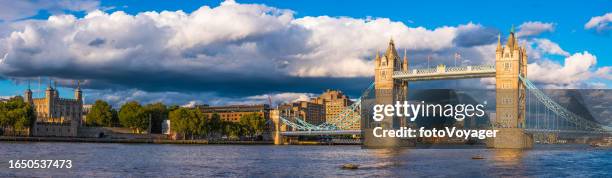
[0,0,610,107]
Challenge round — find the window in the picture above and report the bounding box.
[502,97,512,104]
[504,62,511,72]
[502,82,511,89]
[504,112,512,119]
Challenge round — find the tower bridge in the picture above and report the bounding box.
[275,28,610,148]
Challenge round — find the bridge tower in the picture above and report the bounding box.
[364,39,411,147]
[491,27,533,149]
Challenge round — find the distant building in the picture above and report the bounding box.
[24,83,83,137]
[312,89,360,130]
[278,101,325,127]
[196,104,270,123]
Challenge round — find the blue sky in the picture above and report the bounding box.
[0,0,610,106]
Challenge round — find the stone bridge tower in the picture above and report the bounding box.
[364,39,411,147]
[492,27,533,149]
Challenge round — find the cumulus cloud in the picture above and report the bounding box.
[527,51,609,88]
[226,92,316,106]
[83,88,315,108]
[531,38,570,57]
[0,0,99,21]
[2,0,603,106]
[0,1,500,98]
[517,21,555,37]
[585,12,612,33]
[595,66,612,80]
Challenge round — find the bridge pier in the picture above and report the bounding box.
[272,109,286,145]
[487,128,533,149]
[274,130,284,145]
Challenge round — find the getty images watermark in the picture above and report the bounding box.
[370,101,499,139]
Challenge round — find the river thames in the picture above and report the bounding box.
[0,142,610,177]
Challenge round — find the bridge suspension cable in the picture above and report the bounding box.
[520,75,604,132]
[279,83,374,131]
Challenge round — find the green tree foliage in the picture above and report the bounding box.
[0,96,35,135]
[111,108,119,127]
[167,109,268,140]
[239,113,266,137]
[86,100,115,127]
[144,102,168,134]
[222,121,243,139]
[119,101,149,133]
[169,108,208,139]
[208,113,222,137]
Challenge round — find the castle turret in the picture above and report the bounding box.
[45,85,54,119]
[75,81,82,103]
[53,81,59,99]
[24,84,32,104]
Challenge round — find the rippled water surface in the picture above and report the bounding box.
[0,143,610,177]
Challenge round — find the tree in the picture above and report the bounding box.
[119,101,148,133]
[208,113,223,138]
[190,109,208,138]
[222,121,243,139]
[239,113,266,138]
[169,108,208,139]
[86,100,115,127]
[0,96,35,135]
[111,108,119,127]
[144,102,168,134]
[169,108,190,139]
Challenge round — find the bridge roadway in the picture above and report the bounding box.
[393,64,496,81]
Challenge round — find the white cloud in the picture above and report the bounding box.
[595,66,612,80]
[531,38,570,57]
[226,92,315,106]
[1,0,604,101]
[585,12,612,33]
[0,1,466,79]
[527,51,603,88]
[84,88,315,108]
[517,21,554,37]
[0,0,493,94]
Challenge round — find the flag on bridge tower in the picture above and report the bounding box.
[454,52,461,66]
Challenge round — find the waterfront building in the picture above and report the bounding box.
[24,83,83,137]
[278,101,325,126]
[196,104,270,123]
[312,89,360,130]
